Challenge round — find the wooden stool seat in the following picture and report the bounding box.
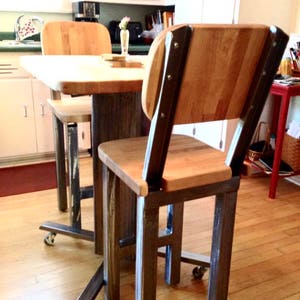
[99,134,231,196]
[47,96,91,123]
[93,24,288,300]
[39,21,111,243]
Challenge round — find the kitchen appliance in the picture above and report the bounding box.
[108,21,143,44]
[72,1,100,22]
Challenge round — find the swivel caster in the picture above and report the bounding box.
[192,265,207,279]
[44,232,56,246]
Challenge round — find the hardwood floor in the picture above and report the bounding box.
[1,157,300,299]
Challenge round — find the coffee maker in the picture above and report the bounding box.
[72,1,100,23]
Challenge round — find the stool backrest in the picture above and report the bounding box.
[141,24,288,187]
[41,21,112,55]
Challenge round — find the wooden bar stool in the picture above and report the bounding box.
[39,21,112,244]
[97,24,288,299]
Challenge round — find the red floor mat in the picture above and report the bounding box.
[0,162,57,197]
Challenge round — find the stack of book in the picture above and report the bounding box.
[145,10,174,31]
[162,11,174,28]
[251,155,294,176]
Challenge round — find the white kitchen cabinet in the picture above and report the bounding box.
[0,53,91,161]
[0,78,37,157]
[174,0,237,24]
[0,53,54,161]
[31,79,54,153]
[78,121,91,150]
[58,94,92,151]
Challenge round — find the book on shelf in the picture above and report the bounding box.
[162,11,174,29]
[145,11,174,31]
[258,155,294,176]
[250,160,272,174]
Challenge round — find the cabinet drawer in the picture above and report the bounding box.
[0,58,31,78]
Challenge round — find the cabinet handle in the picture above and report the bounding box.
[23,105,28,118]
[40,103,45,116]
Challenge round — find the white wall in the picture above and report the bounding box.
[0,12,71,32]
[0,0,72,13]
[238,0,296,34]
[175,0,298,34]
[174,0,204,24]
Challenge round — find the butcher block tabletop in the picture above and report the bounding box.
[20,54,147,95]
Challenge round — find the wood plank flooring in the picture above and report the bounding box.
[0,157,300,299]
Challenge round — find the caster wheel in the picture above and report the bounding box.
[192,266,207,279]
[44,232,56,246]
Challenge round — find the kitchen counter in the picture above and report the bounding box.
[112,43,150,55]
[0,32,150,54]
[0,41,42,52]
[0,32,42,52]
[0,42,150,54]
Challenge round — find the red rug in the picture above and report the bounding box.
[0,162,57,197]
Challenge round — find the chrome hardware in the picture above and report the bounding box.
[23,105,28,118]
[40,103,45,116]
[14,15,44,42]
[14,15,24,42]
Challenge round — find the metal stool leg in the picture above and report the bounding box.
[67,123,81,229]
[39,122,94,243]
[52,114,68,212]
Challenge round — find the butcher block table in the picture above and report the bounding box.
[21,55,146,254]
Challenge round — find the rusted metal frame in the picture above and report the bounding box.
[77,263,104,300]
[103,166,121,300]
[135,195,160,300]
[227,26,289,176]
[141,176,240,209]
[67,123,81,229]
[164,202,184,284]
[142,25,193,191]
[137,176,240,285]
[50,89,68,212]
[208,191,238,299]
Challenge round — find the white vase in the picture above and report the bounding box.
[120,29,129,55]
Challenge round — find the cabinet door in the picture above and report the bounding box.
[31,79,54,153]
[173,122,226,151]
[0,79,37,158]
[174,0,236,23]
[60,94,91,151]
[202,0,237,23]
[78,122,91,150]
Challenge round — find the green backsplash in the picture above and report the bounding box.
[99,3,174,28]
